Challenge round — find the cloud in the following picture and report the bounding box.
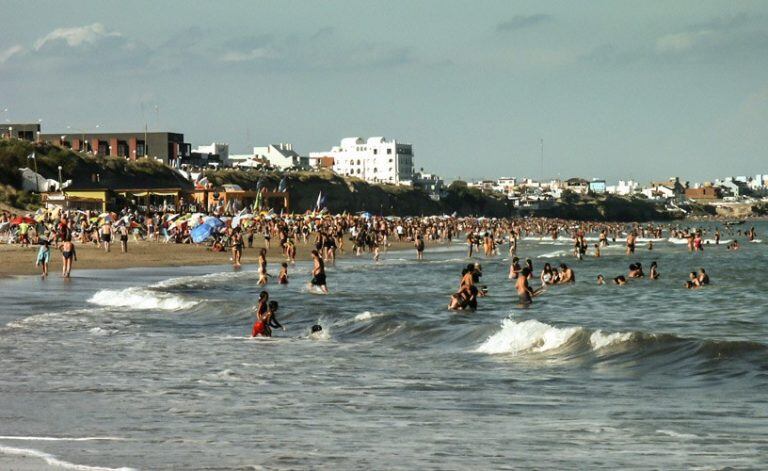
[0,45,24,63]
[33,23,121,50]
[221,47,278,62]
[585,12,768,66]
[217,29,413,72]
[497,14,552,32]
[655,30,715,53]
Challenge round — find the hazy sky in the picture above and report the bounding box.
[2,0,767,183]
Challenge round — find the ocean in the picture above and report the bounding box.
[1,222,767,470]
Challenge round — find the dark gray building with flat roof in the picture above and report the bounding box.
[39,131,190,165]
[1,123,41,141]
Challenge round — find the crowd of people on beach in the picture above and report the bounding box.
[0,206,759,336]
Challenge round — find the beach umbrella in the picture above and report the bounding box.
[11,216,35,225]
[0,222,10,232]
[203,216,224,228]
[166,213,181,221]
[191,223,215,243]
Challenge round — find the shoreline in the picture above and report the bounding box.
[0,237,432,279]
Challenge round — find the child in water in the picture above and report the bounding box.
[278,262,289,285]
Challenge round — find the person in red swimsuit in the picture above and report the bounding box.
[251,291,269,337]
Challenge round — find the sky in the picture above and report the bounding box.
[1,0,767,183]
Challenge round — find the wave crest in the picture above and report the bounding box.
[88,287,199,311]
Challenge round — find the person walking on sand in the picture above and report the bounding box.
[100,221,113,253]
[231,230,243,267]
[118,223,129,253]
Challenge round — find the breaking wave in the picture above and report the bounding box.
[88,287,199,311]
[0,444,135,471]
[475,319,768,365]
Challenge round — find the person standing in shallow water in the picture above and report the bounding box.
[257,248,269,285]
[59,236,76,278]
[309,249,328,294]
[415,234,425,260]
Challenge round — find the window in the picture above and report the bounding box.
[373,149,378,155]
[387,148,392,154]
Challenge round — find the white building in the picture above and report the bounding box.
[192,142,229,166]
[606,180,639,196]
[309,137,414,185]
[253,143,302,170]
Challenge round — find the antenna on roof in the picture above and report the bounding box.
[540,138,544,182]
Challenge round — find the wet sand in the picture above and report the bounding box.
[0,237,431,278]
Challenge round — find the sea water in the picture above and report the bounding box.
[1,222,767,469]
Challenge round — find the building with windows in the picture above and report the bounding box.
[588,179,606,194]
[1,123,41,141]
[189,142,229,167]
[39,131,190,166]
[253,143,303,170]
[309,136,414,185]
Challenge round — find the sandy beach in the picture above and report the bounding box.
[0,237,429,278]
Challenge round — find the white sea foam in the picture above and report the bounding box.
[537,250,570,259]
[476,319,581,355]
[150,271,244,289]
[589,330,633,350]
[88,287,198,311]
[4,309,102,331]
[0,445,135,471]
[0,436,125,441]
[354,311,385,322]
[656,429,700,439]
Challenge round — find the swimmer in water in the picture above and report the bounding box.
[626,231,637,255]
[263,300,284,337]
[688,272,701,288]
[558,263,575,284]
[515,267,544,306]
[650,261,660,280]
[251,291,269,337]
[597,274,605,285]
[257,248,269,285]
[278,262,289,285]
[309,249,328,294]
[594,244,601,258]
[698,268,710,285]
[508,257,521,280]
[311,324,323,334]
[613,275,627,285]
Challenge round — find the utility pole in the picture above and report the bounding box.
[540,138,544,183]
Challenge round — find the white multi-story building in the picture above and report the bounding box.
[309,137,414,185]
[606,180,639,196]
[193,142,229,166]
[253,143,303,170]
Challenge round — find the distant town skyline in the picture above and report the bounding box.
[2,1,767,183]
